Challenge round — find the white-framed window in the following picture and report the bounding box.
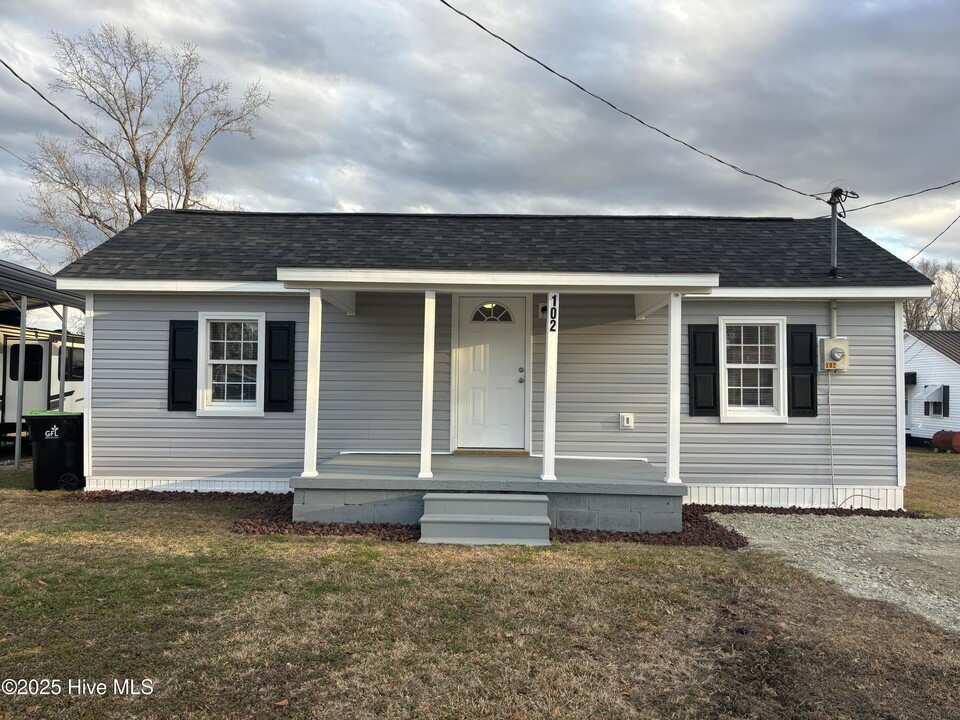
[196,312,265,417]
[719,316,788,423]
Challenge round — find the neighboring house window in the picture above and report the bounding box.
[719,317,787,422]
[196,313,265,416]
[928,401,944,417]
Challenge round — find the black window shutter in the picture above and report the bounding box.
[924,402,930,416]
[265,321,296,412]
[688,324,719,416]
[944,386,950,418]
[168,320,198,411]
[787,325,818,417]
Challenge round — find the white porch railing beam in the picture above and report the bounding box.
[541,291,560,481]
[665,292,682,483]
[419,291,437,479]
[301,289,323,478]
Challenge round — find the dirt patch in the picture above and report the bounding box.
[717,513,960,633]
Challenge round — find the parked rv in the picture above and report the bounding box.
[0,324,84,439]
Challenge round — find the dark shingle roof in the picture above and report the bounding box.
[57,210,931,288]
[907,331,960,365]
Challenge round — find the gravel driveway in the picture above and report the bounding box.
[716,514,960,633]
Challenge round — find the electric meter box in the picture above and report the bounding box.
[820,337,850,371]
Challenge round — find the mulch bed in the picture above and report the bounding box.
[694,503,925,519]
[59,490,924,548]
[231,499,750,549]
[63,489,292,504]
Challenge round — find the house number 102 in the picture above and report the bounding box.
[548,293,559,332]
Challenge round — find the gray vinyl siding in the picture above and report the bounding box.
[680,299,899,486]
[90,292,451,480]
[317,292,451,454]
[531,294,668,464]
[91,291,897,488]
[91,294,309,478]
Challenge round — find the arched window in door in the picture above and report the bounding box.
[471,302,513,323]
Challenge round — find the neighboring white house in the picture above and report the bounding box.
[904,330,959,441]
[54,211,932,527]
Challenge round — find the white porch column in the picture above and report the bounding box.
[665,292,682,483]
[419,290,436,479]
[301,289,323,477]
[541,292,559,480]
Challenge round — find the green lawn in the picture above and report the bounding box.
[0,477,957,718]
[905,448,960,518]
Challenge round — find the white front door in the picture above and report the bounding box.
[457,296,527,449]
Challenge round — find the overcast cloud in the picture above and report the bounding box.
[1,0,959,269]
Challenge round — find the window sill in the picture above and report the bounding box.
[719,412,788,424]
[196,407,265,418]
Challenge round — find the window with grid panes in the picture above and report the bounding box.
[197,313,265,415]
[719,318,787,421]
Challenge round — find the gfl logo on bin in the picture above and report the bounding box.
[44,425,59,439]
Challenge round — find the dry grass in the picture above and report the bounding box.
[0,475,958,719]
[906,448,960,518]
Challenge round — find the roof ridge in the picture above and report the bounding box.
[164,208,802,222]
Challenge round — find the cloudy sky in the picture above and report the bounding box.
[1,0,959,271]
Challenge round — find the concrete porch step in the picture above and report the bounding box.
[419,492,551,546]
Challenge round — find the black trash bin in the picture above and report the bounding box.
[28,412,85,491]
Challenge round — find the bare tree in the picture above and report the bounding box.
[904,257,960,330]
[4,25,270,270]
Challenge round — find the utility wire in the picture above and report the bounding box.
[0,55,215,211]
[907,210,960,262]
[438,0,825,204]
[842,179,960,215]
[0,141,29,166]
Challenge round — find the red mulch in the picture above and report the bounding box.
[59,490,924,548]
[694,503,925,519]
[64,489,292,504]
[231,499,750,549]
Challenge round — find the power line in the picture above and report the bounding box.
[0,141,29,166]
[438,0,826,205]
[0,55,215,211]
[842,178,960,215]
[907,211,960,263]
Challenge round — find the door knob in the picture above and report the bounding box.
[518,378,525,384]
[519,367,524,373]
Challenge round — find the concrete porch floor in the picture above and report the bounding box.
[291,454,686,533]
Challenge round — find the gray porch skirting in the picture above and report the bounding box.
[291,454,686,533]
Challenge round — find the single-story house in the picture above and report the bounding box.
[55,211,931,534]
[904,330,959,441]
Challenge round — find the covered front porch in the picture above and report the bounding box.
[291,453,687,532]
[281,268,718,535]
